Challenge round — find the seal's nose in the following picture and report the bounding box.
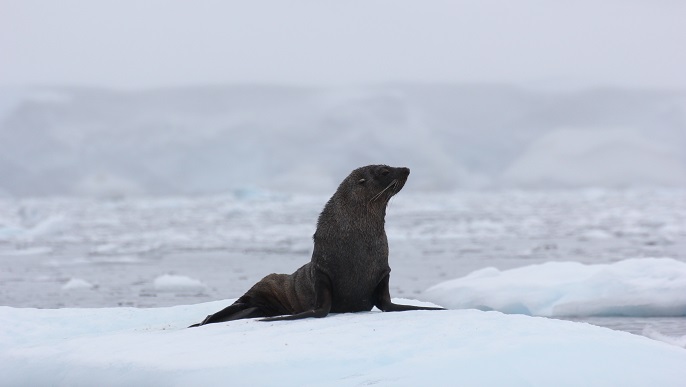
[400,167,410,176]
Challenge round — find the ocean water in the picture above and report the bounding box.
[1,189,684,337]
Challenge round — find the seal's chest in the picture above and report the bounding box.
[329,275,381,313]
[329,260,387,308]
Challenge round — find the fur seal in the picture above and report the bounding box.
[190,165,443,326]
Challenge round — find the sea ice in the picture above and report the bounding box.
[0,299,685,386]
[61,278,95,290]
[153,274,207,292]
[424,258,686,317]
[643,325,686,348]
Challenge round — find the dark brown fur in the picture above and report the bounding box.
[190,165,443,327]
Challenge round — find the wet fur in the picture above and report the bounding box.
[190,165,444,327]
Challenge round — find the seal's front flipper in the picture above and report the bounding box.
[373,274,445,312]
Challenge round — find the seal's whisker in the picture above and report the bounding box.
[386,180,402,205]
[370,179,398,203]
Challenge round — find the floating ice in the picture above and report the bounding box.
[0,246,53,256]
[643,326,686,348]
[61,278,95,290]
[0,300,684,386]
[153,274,206,292]
[25,215,68,239]
[424,258,686,317]
[90,255,142,264]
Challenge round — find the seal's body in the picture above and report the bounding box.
[190,165,443,326]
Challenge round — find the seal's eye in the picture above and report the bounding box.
[382,169,390,176]
[358,178,366,184]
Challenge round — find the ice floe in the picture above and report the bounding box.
[0,299,685,386]
[424,258,686,317]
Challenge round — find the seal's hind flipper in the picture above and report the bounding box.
[260,273,332,322]
[259,307,329,322]
[189,302,266,327]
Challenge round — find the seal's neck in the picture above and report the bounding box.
[318,194,387,230]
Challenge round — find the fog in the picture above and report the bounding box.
[1,0,685,196]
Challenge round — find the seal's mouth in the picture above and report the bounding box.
[370,179,400,203]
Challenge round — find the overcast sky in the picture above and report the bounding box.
[2,0,685,90]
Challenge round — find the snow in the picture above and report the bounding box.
[1,300,685,386]
[424,258,686,317]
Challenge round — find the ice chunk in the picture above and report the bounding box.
[424,258,686,317]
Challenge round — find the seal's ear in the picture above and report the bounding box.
[358,178,366,184]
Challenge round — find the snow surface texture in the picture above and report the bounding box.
[424,258,686,317]
[1,300,685,386]
[1,85,685,196]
